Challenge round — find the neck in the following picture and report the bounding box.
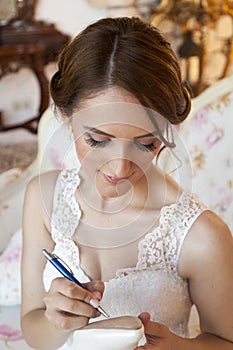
[78,169,153,215]
[78,178,134,215]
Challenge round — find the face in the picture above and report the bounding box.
[70,87,163,200]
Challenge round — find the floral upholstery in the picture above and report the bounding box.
[176,76,233,234]
[0,75,233,348]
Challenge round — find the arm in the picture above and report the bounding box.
[21,173,103,350]
[181,210,233,348]
[136,210,233,349]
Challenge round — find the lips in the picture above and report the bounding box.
[103,173,128,185]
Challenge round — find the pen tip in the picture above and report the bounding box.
[97,305,110,318]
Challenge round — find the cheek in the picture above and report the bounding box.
[133,152,156,171]
[75,139,102,169]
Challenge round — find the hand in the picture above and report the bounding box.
[135,312,180,350]
[43,277,104,331]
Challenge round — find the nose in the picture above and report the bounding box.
[109,139,134,178]
[101,139,135,178]
[108,157,132,178]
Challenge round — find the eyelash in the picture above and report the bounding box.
[135,142,156,152]
[84,135,156,152]
[84,135,111,148]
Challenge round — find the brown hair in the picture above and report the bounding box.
[50,17,191,125]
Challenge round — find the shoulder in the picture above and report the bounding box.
[24,170,61,224]
[179,209,233,278]
[194,210,232,260]
[25,170,60,198]
[24,167,80,216]
[179,210,233,342]
[187,209,232,253]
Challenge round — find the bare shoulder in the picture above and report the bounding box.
[25,170,60,199]
[179,210,233,342]
[179,209,233,278]
[24,170,61,227]
[191,210,232,251]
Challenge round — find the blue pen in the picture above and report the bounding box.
[42,249,110,318]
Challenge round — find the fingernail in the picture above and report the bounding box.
[90,298,99,308]
[93,291,102,300]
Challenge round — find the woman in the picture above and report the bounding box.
[21,17,233,349]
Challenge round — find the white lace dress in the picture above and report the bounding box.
[43,168,206,349]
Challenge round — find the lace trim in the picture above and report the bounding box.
[51,168,81,240]
[50,168,84,277]
[137,191,206,277]
[50,168,206,281]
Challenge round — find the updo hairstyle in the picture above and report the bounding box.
[50,17,191,126]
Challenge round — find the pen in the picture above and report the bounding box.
[42,249,110,318]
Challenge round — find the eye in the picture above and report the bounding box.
[84,134,111,148]
[135,141,157,152]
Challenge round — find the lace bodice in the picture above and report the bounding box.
[43,168,206,348]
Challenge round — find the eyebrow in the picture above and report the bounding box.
[84,126,115,138]
[83,126,157,139]
[134,132,157,139]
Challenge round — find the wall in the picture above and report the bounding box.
[36,0,107,37]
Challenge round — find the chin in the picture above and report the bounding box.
[105,180,133,198]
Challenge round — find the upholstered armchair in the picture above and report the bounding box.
[176,75,233,233]
[0,74,232,348]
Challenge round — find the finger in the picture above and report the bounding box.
[145,321,166,338]
[138,313,169,347]
[138,312,166,337]
[45,307,89,331]
[48,278,101,319]
[51,277,99,306]
[44,291,99,318]
[138,312,151,327]
[84,280,105,300]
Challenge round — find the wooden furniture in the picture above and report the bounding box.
[0,44,49,132]
[0,1,70,132]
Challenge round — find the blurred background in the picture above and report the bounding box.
[0,0,233,172]
[0,6,232,346]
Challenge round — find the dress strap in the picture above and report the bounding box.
[137,190,207,278]
[163,191,206,277]
[50,168,81,243]
[43,168,89,287]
